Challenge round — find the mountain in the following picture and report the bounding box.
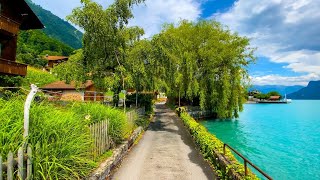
[26,0,83,49]
[287,81,320,99]
[250,85,304,95]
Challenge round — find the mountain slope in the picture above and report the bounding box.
[250,85,304,95]
[287,81,320,99]
[26,0,83,49]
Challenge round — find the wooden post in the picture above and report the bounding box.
[7,152,13,180]
[0,155,2,180]
[27,146,32,180]
[18,147,24,179]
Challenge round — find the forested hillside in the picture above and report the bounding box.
[17,30,74,67]
[26,0,83,49]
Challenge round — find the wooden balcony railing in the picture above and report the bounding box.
[0,14,20,35]
[0,58,27,76]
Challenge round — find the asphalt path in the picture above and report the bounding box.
[111,103,216,180]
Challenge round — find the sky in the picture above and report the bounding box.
[32,0,320,86]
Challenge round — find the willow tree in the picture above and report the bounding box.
[153,20,255,118]
[67,0,144,104]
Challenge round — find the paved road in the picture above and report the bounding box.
[111,103,216,180]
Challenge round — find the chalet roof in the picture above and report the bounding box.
[41,80,94,90]
[269,96,281,100]
[18,0,44,30]
[44,56,69,61]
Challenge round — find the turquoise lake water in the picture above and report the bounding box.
[201,100,320,180]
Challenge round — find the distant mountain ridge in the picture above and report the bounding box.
[250,85,304,95]
[26,0,83,49]
[287,81,320,99]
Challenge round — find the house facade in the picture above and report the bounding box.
[0,0,44,76]
[41,80,105,102]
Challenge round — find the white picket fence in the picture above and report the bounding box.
[0,145,32,180]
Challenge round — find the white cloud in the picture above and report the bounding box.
[130,0,201,38]
[251,73,320,86]
[214,0,320,85]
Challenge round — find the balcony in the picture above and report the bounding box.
[0,15,20,35]
[0,58,27,76]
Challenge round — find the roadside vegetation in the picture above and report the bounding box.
[0,96,139,179]
[179,111,258,180]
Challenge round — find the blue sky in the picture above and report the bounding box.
[32,0,320,86]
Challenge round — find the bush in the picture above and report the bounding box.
[126,93,154,113]
[179,112,258,179]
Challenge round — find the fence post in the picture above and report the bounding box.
[0,155,2,180]
[24,84,38,147]
[18,147,24,179]
[7,152,13,180]
[27,146,32,180]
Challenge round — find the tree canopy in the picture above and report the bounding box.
[55,0,255,118]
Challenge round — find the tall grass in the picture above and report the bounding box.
[0,97,95,179]
[22,67,58,88]
[0,98,133,179]
[70,102,130,143]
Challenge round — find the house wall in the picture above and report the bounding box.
[60,90,83,101]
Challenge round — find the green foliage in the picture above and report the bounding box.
[0,97,95,179]
[22,67,58,88]
[52,49,86,83]
[66,0,145,97]
[254,91,281,99]
[180,112,258,179]
[151,20,255,118]
[0,75,23,87]
[0,97,136,179]
[26,0,83,49]
[126,93,154,112]
[69,102,129,143]
[17,30,74,67]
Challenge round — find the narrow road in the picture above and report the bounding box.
[111,103,216,180]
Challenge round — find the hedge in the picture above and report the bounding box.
[179,112,259,180]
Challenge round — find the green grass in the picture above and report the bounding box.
[22,67,58,89]
[0,97,135,179]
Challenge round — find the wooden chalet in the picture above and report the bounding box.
[0,0,44,76]
[44,55,68,69]
[41,80,105,102]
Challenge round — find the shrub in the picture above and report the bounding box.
[126,93,154,113]
[179,112,258,179]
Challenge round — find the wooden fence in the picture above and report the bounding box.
[89,119,110,159]
[0,145,32,180]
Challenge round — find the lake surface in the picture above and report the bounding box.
[201,100,320,180]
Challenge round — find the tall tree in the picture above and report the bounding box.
[67,0,145,105]
[152,20,255,118]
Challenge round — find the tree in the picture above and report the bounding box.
[151,20,255,118]
[67,0,145,106]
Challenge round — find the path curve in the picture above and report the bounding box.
[111,103,216,180]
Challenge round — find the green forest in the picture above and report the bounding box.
[17,30,74,67]
[26,0,83,49]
